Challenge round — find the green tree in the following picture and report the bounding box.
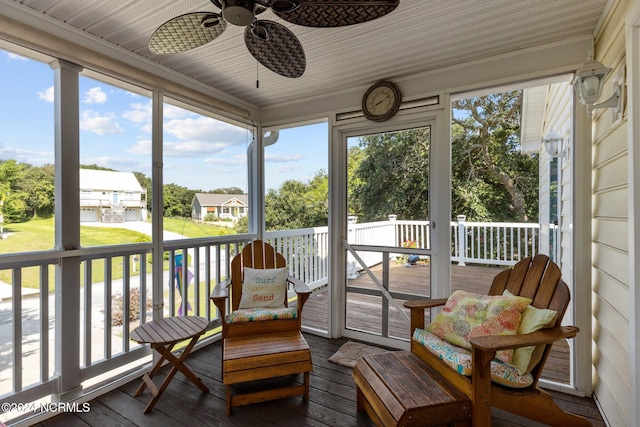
[211,187,244,194]
[265,170,328,230]
[133,171,152,212]
[17,164,55,218]
[80,164,117,171]
[0,160,28,223]
[163,183,195,218]
[234,215,248,234]
[350,128,430,222]
[451,91,538,222]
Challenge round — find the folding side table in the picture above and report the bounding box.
[131,316,210,413]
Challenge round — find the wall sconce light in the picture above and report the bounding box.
[571,57,622,116]
[542,130,566,158]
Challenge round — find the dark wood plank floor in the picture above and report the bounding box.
[39,333,604,427]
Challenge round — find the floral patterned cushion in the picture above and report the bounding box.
[413,328,534,388]
[227,307,298,323]
[425,290,531,363]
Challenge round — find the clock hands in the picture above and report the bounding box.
[374,94,391,107]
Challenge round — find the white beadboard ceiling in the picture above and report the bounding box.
[3,0,608,110]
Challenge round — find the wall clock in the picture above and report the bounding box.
[362,81,402,122]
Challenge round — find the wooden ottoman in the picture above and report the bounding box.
[223,331,313,415]
[353,351,471,426]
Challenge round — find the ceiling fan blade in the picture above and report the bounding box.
[244,20,306,78]
[149,12,227,54]
[274,0,399,27]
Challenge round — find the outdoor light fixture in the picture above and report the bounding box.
[542,130,566,158]
[571,56,622,116]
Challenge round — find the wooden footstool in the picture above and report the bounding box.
[223,331,313,415]
[353,351,471,426]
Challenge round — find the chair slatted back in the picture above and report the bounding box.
[488,254,571,384]
[229,240,288,311]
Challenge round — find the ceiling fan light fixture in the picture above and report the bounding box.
[222,0,255,26]
[271,0,300,14]
[200,14,221,28]
[251,22,269,41]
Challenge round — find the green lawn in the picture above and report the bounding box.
[0,217,236,290]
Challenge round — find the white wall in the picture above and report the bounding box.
[592,1,634,426]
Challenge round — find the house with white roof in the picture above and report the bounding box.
[80,169,147,222]
[191,193,248,222]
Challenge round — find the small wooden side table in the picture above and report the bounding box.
[131,316,210,413]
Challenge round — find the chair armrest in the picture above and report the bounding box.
[210,278,231,301]
[403,298,448,336]
[288,275,311,296]
[403,298,449,309]
[469,325,580,352]
[287,275,311,312]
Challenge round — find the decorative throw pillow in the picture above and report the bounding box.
[426,290,531,363]
[503,289,558,374]
[238,266,288,309]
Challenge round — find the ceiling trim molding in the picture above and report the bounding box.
[260,36,593,123]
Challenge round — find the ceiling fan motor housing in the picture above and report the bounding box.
[222,0,256,26]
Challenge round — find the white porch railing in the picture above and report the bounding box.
[0,235,254,424]
[265,218,547,288]
[0,219,550,424]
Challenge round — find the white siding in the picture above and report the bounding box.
[592,1,633,425]
[540,81,574,296]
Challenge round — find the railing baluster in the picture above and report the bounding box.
[84,260,92,367]
[123,255,131,352]
[104,257,112,359]
[40,266,50,382]
[140,251,148,325]
[193,246,200,317]
[205,246,211,320]
[168,250,175,317]
[12,268,22,392]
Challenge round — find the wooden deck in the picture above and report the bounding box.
[36,262,602,426]
[302,263,571,384]
[40,333,604,427]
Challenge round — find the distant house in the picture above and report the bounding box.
[192,193,248,222]
[80,169,147,223]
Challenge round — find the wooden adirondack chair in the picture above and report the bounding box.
[210,240,313,414]
[404,254,592,427]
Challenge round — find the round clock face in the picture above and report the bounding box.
[362,81,401,122]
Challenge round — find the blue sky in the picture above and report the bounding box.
[0,48,328,192]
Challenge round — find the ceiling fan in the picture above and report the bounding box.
[149,0,400,78]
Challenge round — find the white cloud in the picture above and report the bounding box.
[80,110,124,135]
[127,139,230,157]
[163,140,229,157]
[265,153,304,162]
[204,155,246,166]
[83,87,107,104]
[164,116,247,145]
[81,155,146,172]
[37,86,55,103]
[163,104,196,119]
[6,52,27,61]
[123,102,152,124]
[0,143,54,165]
[127,140,151,155]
